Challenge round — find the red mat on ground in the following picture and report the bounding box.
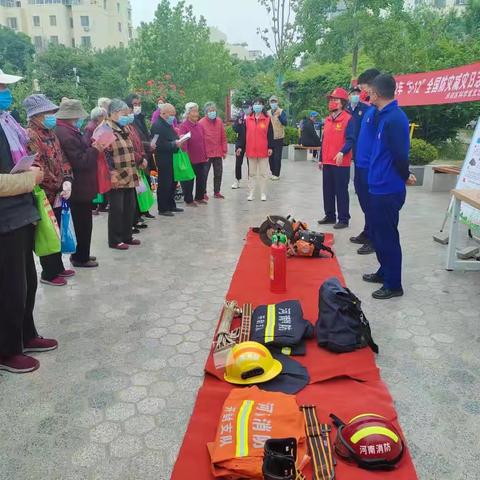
[171,230,418,480]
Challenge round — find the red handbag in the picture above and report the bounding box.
[97,152,111,194]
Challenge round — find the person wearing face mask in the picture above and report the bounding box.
[236,98,274,202]
[349,69,381,255]
[23,94,75,286]
[178,102,209,206]
[299,111,322,154]
[56,98,103,267]
[0,70,58,374]
[318,88,355,230]
[267,95,288,180]
[104,99,140,249]
[199,102,228,199]
[231,101,251,189]
[362,74,415,300]
[151,103,188,216]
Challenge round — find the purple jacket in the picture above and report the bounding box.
[178,120,207,164]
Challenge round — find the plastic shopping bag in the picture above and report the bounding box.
[173,150,195,182]
[60,200,77,254]
[136,170,155,212]
[33,186,61,257]
[97,152,111,194]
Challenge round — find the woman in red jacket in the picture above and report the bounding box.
[318,88,355,229]
[237,98,274,202]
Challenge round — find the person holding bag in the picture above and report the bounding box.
[56,97,102,267]
[24,94,75,286]
[0,70,58,374]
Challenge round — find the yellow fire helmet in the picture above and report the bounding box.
[224,341,283,385]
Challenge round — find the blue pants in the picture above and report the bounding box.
[353,166,371,240]
[369,191,406,291]
[323,164,350,224]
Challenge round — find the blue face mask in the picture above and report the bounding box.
[350,95,360,105]
[167,115,176,125]
[76,118,84,129]
[253,104,263,114]
[117,115,130,127]
[207,111,217,120]
[43,114,57,130]
[127,113,135,124]
[0,89,13,111]
[270,102,278,111]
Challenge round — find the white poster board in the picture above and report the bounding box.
[455,117,480,233]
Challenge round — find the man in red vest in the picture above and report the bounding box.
[318,88,355,229]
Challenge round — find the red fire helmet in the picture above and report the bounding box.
[328,87,349,101]
[330,413,404,470]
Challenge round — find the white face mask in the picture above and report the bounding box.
[133,105,142,115]
[157,103,164,109]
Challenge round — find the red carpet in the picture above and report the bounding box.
[171,230,418,479]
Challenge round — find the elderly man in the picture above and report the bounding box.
[151,103,187,216]
[267,95,288,180]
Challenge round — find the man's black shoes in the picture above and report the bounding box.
[358,244,375,255]
[350,233,368,244]
[372,287,404,300]
[362,273,384,284]
[318,217,336,225]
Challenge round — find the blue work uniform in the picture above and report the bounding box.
[347,101,369,158]
[368,100,410,291]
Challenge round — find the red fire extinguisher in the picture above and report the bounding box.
[270,234,287,293]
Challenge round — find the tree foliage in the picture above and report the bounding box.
[0,26,34,75]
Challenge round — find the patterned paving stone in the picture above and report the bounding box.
[105,403,136,422]
[124,415,156,435]
[137,397,167,415]
[90,422,121,444]
[117,386,148,403]
[110,435,144,458]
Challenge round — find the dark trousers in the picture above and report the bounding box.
[157,156,177,213]
[235,148,248,180]
[70,201,93,263]
[207,157,223,194]
[39,206,65,281]
[182,162,209,203]
[108,188,136,246]
[353,166,371,241]
[322,164,351,224]
[269,138,284,177]
[0,225,38,357]
[370,191,406,291]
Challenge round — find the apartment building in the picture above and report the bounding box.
[0,0,132,50]
[404,0,467,9]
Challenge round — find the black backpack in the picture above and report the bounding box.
[315,277,379,354]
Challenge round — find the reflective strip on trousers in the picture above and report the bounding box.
[235,400,255,457]
[265,304,276,343]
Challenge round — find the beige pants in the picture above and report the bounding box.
[248,157,269,196]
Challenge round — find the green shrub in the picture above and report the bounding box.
[410,138,438,166]
[284,126,300,146]
[226,125,237,144]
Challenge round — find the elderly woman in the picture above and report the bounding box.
[178,102,208,206]
[56,98,102,268]
[199,102,227,199]
[83,106,107,146]
[23,94,75,286]
[105,99,140,250]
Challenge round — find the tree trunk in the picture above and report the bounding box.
[352,43,359,79]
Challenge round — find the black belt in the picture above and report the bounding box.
[301,405,335,480]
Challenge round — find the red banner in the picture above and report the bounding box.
[394,62,480,106]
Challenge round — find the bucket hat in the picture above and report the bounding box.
[56,97,87,119]
[23,94,58,119]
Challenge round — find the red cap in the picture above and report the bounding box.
[328,88,349,101]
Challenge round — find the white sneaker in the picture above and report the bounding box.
[261,194,267,201]
[247,193,254,201]
[270,175,279,181]
[232,180,240,189]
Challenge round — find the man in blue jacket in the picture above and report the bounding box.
[349,69,380,256]
[363,74,416,300]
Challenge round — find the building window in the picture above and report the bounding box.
[7,17,18,30]
[118,22,122,32]
[33,16,40,27]
[455,0,467,4]
[81,36,91,48]
[434,0,446,7]
[119,41,124,48]
[50,15,57,26]
[80,16,90,27]
[34,36,43,49]
[50,36,59,44]
[103,0,107,8]
[70,18,74,28]
[71,38,75,47]
[117,2,120,13]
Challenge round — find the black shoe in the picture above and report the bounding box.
[132,228,141,234]
[158,211,174,217]
[350,233,368,244]
[372,287,404,300]
[357,243,375,255]
[172,208,184,213]
[362,273,384,284]
[333,222,348,230]
[144,212,155,219]
[318,217,336,225]
[135,223,148,229]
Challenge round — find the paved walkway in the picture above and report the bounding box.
[1,158,479,480]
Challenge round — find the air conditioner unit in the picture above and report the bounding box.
[83,26,90,32]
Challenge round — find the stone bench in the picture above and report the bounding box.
[423,165,461,192]
[289,145,321,162]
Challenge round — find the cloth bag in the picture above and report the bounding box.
[60,200,77,254]
[136,169,155,212]
[33,185,61,257]
[97,152,111,194]
[173,150,195,182]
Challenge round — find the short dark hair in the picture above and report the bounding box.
[253,97,265,105]
[357,68,381,86]
[371,74,396,99]
[125,93,140,108]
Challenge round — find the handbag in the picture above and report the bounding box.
[173,150,195,182]
[60,200,77,254]
[32,186,61,257]
[136,169,155,212]
[96,152,111,194]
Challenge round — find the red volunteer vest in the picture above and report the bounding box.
[246,113,270,159]
[321,110,352,167]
